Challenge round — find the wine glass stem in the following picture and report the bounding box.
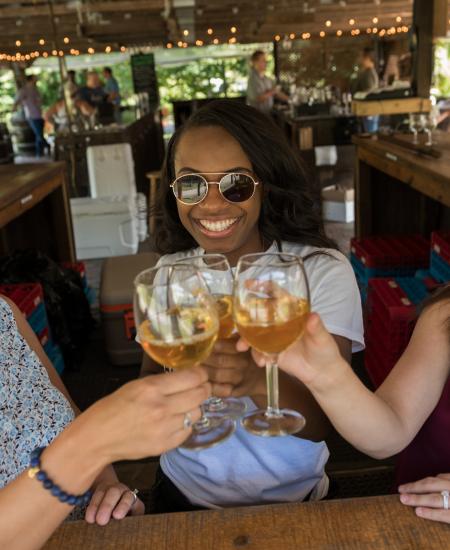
[193,404,210,430]
[265,357,281,418]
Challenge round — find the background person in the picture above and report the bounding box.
[13,74,50,157]
[246,50,289,115]
[352,48,380,133]
[103,66,121,123]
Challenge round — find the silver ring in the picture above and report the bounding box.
[441,490,449,510]
[129,488,139,505]
[183,412,193,429]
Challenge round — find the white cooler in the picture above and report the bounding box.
[70,196,138,260]
[87,143,136,198]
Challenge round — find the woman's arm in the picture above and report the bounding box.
[0,368,210,549]
[5,296,145,523]
[245,301,450,458]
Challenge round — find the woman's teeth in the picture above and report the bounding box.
[199,218,238,232]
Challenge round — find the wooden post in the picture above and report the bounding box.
[411,0,448,98]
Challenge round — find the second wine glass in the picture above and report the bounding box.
[134,264,235,450]
[234,252,310,437]
[176,254,246,419]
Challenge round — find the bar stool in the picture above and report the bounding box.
[145,170,161,235]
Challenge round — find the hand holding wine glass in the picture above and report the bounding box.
[234,252,310,436]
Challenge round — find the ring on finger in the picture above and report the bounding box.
[128,488,139,505]
[441,490,449,510]
[183,412,193,430]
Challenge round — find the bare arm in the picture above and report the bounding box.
[267,304,450,458]
[0,367,210,549]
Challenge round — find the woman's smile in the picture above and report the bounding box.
[193,216,242,238]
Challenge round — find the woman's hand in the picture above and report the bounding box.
[77,366,211,464]
[236,313,343,387]
[399,474,450,523]
[201,335,266,399]
[85,482,144,526]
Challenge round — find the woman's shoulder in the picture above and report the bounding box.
[282,242,349,266]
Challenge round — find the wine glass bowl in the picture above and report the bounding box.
[234,252,310,437]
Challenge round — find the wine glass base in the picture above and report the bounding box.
[206,397,246,419]
[180,415,235,451]
[242,409,306,437]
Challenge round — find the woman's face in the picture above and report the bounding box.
[173,126,263,266]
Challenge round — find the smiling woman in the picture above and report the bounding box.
[148,100,364,514]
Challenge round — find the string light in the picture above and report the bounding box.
[228,36,237,44]
[230,26,237,33]
[289,32,295,39]
[166,42,173,48]
[195,39,203,46]
[213,38,219,45]
[15,40,21,47]
[349,19,355,25]
[87,47,95,54]
[120,46,126,52]
[366,28,372,33]
[105,45,111,53]
[325,20,332,27]
[39,38,45,45]
[182,42,188,48]
[52,49,57,55]
[177,40,183,47]
[396,16,402,23]
[372,17,378,24]
[43,52,48,58]
[336,30,342,36]
[372,27,378,34]
[207,28,213,35]
[274,34,281,41]
[63,37,69,44]
[58,50,64,56]
[354,29,360,35]
[319,31,325,37]
[183,29,189,36]
[396,26,402,33]
[379,29,386,37]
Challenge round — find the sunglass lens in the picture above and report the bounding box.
[174,175,207,204]
[220,174,255,202]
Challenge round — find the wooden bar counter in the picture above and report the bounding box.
[353,132,450,238]
[0,162,75,262]
[44,495,450,549]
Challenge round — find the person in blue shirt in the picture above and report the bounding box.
[103,67,121,123]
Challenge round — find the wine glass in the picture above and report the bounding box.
[134,264,235,450]
[424,108,438,146]
[176,254,246,419]
[234,252,310,436]
[409,113,420,144]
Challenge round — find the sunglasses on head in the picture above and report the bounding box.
[170,172,260,205]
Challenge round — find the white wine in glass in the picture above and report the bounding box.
[175,254,246,419]
[234,252,310,436]
[134,264,234,450]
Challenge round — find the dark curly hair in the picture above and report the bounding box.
[153,99,337,255]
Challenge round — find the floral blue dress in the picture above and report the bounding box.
[0,298,74,488]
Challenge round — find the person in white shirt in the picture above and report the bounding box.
[246,50,288,115]
[148,100,364,512]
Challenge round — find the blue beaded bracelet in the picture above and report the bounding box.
[28,447,93,506]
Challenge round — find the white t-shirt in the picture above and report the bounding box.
[157,241,364,508]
